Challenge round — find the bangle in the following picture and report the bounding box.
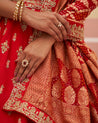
[19,1,24,22]
[13,0,22,21]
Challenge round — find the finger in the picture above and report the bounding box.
[50,22,63,41]
[15,56,31,82]
[55,13,70,34]
[27,59,41,78]
[47,28,60,41]
[19,58,36,82]
[58,23,67,40]
[48,15,63,41]
[14,53,25,77]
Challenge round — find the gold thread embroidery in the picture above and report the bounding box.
[52,79,62,98]
[0,85,4,94]
[24,0,56,11]
[3,28,7,35]
[3,78,53,123]
[28,35,34,44]
[72,69,81,88]
[20,22,27,32]
[78,87,89,106]
[1,40,9,54]
[17,46,23,57]
[64,86,76,104]
[67,23,84,42]
[6,60,10,68]
[12,33,17,42]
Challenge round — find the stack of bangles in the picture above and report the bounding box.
[13,0,24,22]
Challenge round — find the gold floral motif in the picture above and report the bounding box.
[1,40,9,54]
[20,22,27,32]
[28,35,34,44]
[11,77,16,84]
[60,66,68,84]
[0,85,4,94]
[3,97,53,123]
[16,46,23,57]
[12,33,17,42]
[6,60,10,68]
[78,87,89,106]
[52,79,62,98]
[64,86,76,104]
[72,69,81,88]
[24,0,56,11]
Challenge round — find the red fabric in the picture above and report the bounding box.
[0,0,98,122]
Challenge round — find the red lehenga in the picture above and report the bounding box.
[0,0,98,123]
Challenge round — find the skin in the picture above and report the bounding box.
[0,0,70,82]
[14,34,55,82]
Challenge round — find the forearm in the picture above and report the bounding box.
[0,0,16,19]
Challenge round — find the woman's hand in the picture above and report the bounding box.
[14,34,55,82]
[0,0,70,41]
[22,8,70,42]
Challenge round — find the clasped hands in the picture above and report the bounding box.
[14,10,70,82]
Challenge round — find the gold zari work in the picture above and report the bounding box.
[0,85,4,94]
[1,40,9,54]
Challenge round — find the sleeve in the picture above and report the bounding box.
[59,0,98,42]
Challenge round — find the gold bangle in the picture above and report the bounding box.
[19,1,24,22]
[13,0,22,21]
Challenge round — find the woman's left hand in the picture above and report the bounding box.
[14,34,55,82]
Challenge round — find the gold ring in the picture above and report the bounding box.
[57,22,62,28]
[22,59,29,67]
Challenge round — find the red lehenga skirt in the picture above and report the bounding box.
[0,0,98,123]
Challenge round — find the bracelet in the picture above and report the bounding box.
[13,0,22,21]
[19,1,24,22]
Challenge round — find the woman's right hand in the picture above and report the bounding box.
[22,8,70,42]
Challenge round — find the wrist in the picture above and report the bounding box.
[22,7,29,22]
[42,33,55,42]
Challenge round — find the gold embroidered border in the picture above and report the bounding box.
[3,80,54,123]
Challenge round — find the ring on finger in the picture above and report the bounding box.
[22,59,29,68]
[57,22,62,28]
